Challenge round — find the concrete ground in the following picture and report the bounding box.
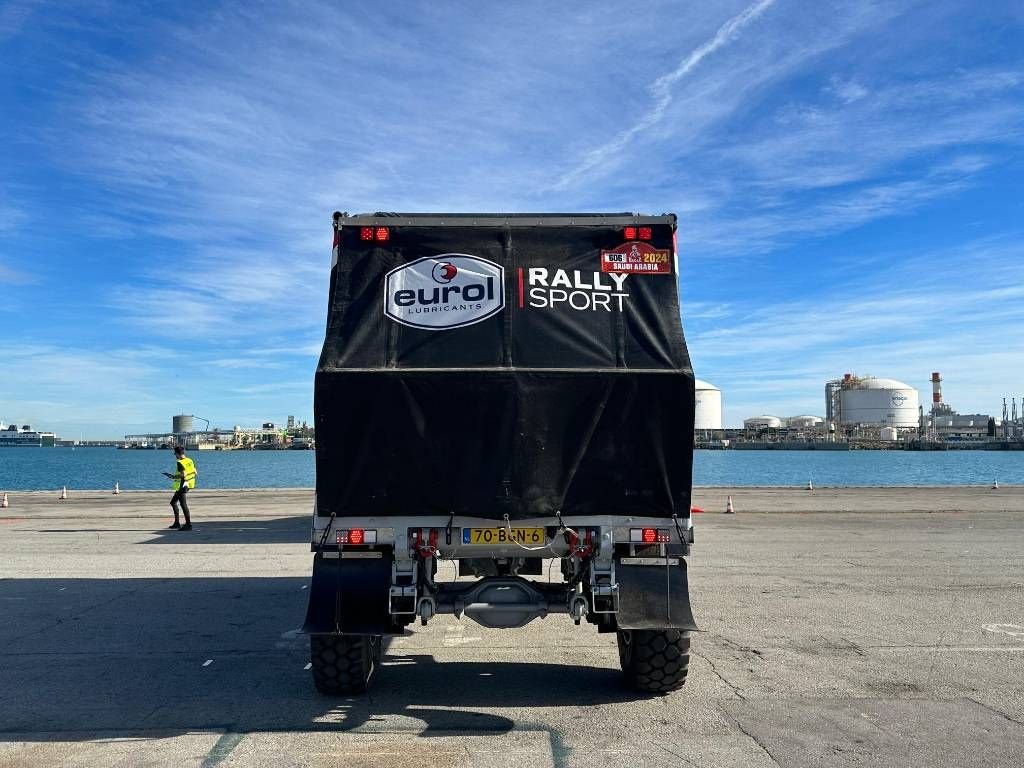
[1,487,1023,767]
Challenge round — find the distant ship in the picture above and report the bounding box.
[0,422,57,447]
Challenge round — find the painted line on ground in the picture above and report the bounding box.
[875,646,1024,652]
[983,623,1024,638]
[442,624,481,647]
[200,731,244,768]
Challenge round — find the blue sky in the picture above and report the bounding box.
[1,0,1023,437]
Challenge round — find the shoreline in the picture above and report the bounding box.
[0,483,1021,493]
[2,486,1023,518]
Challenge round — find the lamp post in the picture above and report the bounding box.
[191,416,211,448]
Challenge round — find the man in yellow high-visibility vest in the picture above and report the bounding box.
[163,445,197,531]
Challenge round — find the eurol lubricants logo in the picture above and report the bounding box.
[431,262,459,283]
[384,254,504,330]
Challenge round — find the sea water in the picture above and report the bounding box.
[0,447,1021,491]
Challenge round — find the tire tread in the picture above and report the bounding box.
[310,635,378,694]
[618,629,690,693]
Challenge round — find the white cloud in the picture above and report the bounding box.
[690,237,1024,424]
[0,202,27,233]
[827,75,868,104]
[0,261,34,285]
[0,340,314,436]
[553,0,778,190]
[5,1,1023,435]
[0,343,172,433]
[0,0,43,41]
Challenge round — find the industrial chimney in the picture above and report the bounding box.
[931,372,942,410]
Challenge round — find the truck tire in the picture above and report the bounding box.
[617,629,690,693]
[310,634,381,695]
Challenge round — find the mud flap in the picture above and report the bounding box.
[302,552,400,635]
[615,557,698,630]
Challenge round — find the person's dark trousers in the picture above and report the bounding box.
[170,486,191,525]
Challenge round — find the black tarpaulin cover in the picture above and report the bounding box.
[315,215,695,521]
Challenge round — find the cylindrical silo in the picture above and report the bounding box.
[838,378,919,427]
[694,379,722,431]
[172,414,194,434]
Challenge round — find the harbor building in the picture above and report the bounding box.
[925,373,997,442]
[123,414,314,450]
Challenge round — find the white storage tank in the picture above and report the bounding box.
[880,426,899,441]
[838,377,919,427]
[787,415,824,429]
[694,379,722,431]
[744,415,783,429]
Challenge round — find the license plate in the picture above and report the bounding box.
[463,527,545,545]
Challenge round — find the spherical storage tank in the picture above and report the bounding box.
[744,415,783,429]
[694,379,722,430]
[172,414,194,433]
[839,378,919,427]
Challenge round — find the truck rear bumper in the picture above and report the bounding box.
[302,550,697,635]
[309,514,692,557]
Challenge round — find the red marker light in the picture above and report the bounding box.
[638,226,652,240]
[349,528,365,545]
[641,528,658,544]
[360,227,374,241]
[374,227,390,241]
[623,226,637,240]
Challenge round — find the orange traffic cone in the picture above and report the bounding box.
[1,492,8,509]
[59,486,67,501]
[725,495,735,514]
[113,482,120,495]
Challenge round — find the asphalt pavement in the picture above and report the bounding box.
[1,487,1023,767]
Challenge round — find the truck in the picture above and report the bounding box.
[303,212,697,694]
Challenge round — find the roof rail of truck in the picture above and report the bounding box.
[332,212,677,228]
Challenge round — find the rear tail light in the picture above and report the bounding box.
[360,226,390,241]
[630,528,670,543]
[624,226,653,241]
[336,528,376,545]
